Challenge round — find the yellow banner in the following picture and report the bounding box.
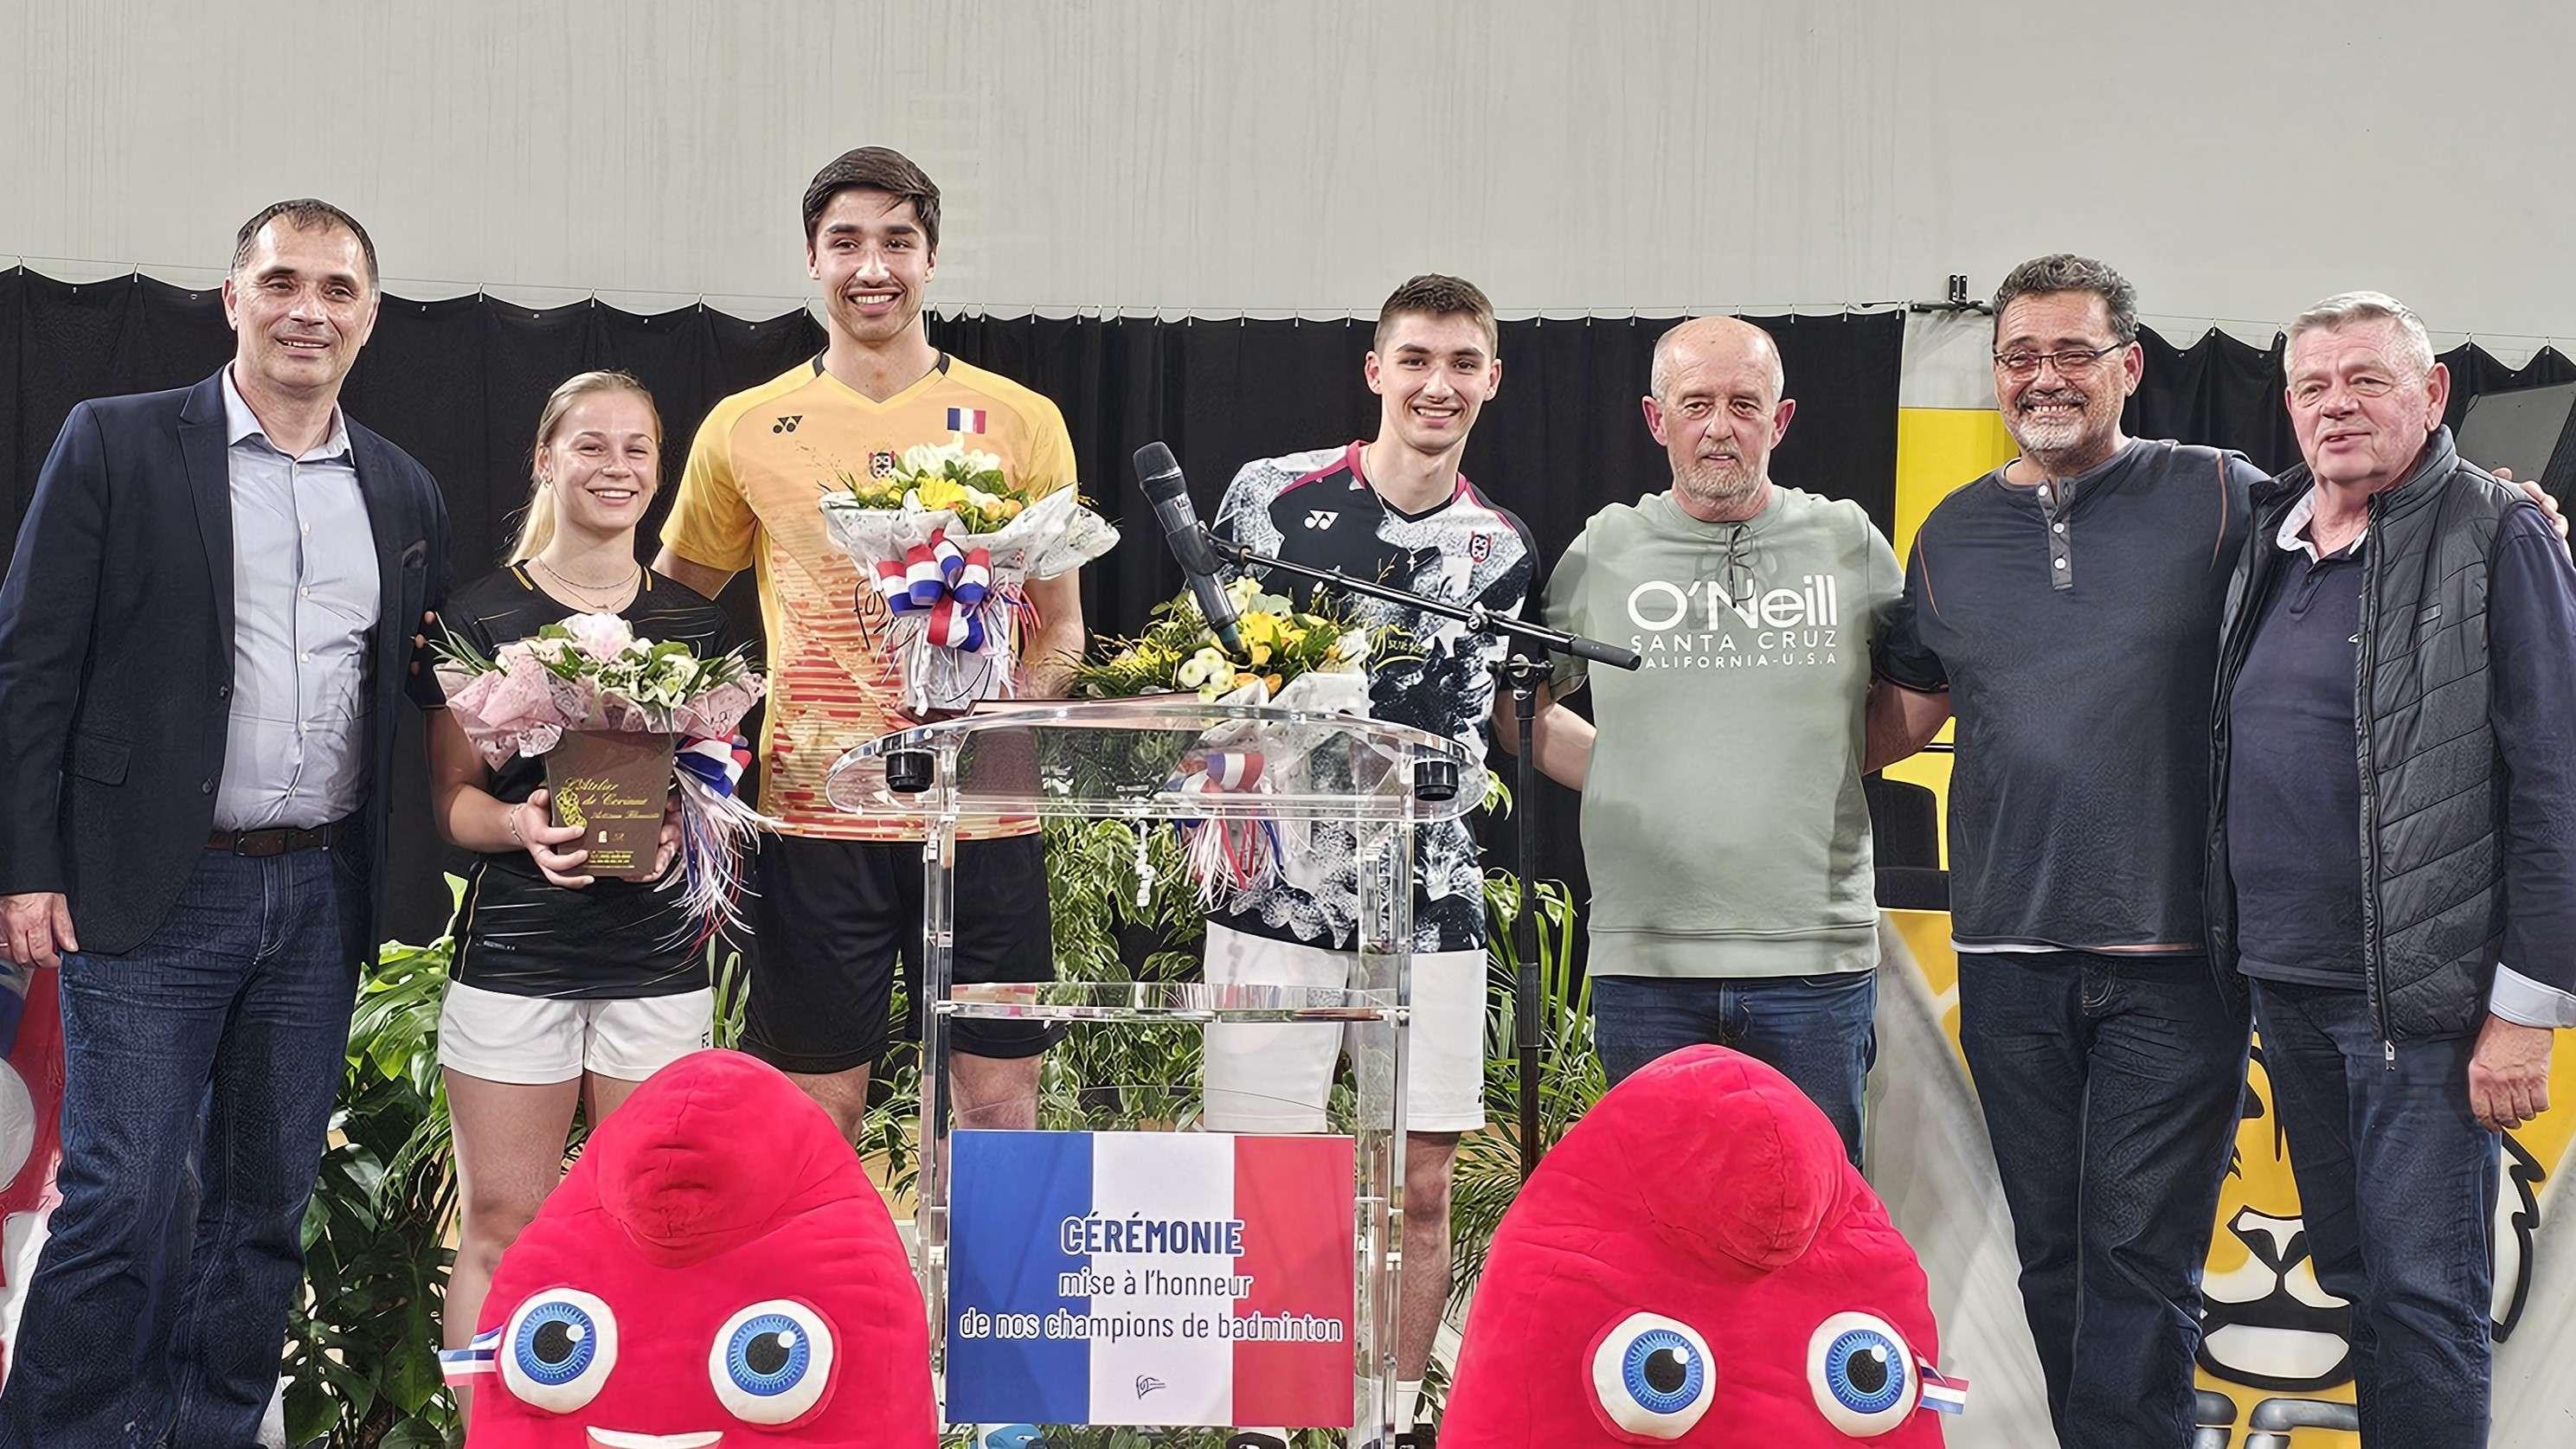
[1885,407,2576,1446]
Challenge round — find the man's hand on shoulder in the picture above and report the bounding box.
[1,892,78,970]
[2494,466,2571,555]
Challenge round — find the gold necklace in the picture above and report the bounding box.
[534,555,639,610]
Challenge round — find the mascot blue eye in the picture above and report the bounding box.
[1806,1311,1918,1437]
[517,1305,594,1383]
[1622,1329,1706,1414]
[498,1288,619,1413]
[710,1298,838,1424]
[1589,1312,1716,1439]
[1822,1330,1904,1412]
[727,1312,810,1391]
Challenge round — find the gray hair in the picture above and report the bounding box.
[1991,253,2138,343]
[2289,291,2436,376]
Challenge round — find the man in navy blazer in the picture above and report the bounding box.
[0,200,449,1446]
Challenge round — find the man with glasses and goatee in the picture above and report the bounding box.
[1866,255,2562,1448]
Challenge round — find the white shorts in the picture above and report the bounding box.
[436,980,714,1086]
[1200,922,1487,1135]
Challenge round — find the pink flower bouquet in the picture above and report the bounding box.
[435,613,773,941]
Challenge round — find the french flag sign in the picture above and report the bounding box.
[946,406,989,433]
[946,1131,1356,1428]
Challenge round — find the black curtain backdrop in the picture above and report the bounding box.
[2130,324,2576,477]
[14,271,2563,955]
[0,267,1901,945]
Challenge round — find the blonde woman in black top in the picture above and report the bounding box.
[423,371,736,1377]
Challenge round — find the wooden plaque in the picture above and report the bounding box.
[543,730,674,881]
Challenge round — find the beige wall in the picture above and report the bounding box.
[3,0,2572,345]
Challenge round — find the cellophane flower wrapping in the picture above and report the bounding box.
[434,613,774,944]
[819,443,1120,715]
[1161,668,1378,911]
[1071,580,1420,914]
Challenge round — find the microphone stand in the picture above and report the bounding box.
[1202,528,1639,1180]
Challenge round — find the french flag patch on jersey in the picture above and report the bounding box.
[947,407,988,433]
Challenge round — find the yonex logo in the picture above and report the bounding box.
[772,414,803,433]
[1305,510,1339,529]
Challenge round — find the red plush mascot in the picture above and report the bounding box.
[1444,1045,1965,1446]
[0,965,68,1383]
[447,1049,935,1447]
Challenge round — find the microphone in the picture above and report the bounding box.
[1569,634,1643,670]
[1132,441,1245,655]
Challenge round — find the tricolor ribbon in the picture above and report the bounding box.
[666,732,774,952]
[1189,750,1263,793]
[870,527,992,651]
[1166,751,1279,901]
[1917,1361,1969,1415]
[676,734,752,798]
[439,1326,502,1382]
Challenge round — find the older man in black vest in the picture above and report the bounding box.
[2207,291,2576,1448]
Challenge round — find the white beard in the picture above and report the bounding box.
[2008,394,2097,457]
[1675,461,1759,511]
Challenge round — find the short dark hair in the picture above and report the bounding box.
[803,146,941,251]
[230,199,378,290]
[1992,253,2137,343]
[1373,273,1499,355]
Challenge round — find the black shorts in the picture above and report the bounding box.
[743,831,1057,1074]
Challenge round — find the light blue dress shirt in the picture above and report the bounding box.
[213,366,380,830]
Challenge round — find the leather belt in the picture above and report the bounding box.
[207,819,350,856]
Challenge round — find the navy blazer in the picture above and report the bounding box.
[0,370,451,955]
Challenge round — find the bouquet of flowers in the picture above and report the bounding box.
[435,613,772,941]
[819,439,1119,714]
[1073,575,1402,703]
[1074,577,1420,907]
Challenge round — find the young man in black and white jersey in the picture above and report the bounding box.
[1204,275,1589,1449]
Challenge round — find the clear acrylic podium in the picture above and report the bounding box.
[826,697,1481,1440]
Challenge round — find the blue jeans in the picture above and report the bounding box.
[1591,971,1877,1165]
[2251,980,2495,1449]
[1956,952,2249,1449]
[0,846,365,1449]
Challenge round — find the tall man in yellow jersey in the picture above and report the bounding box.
[656,147,1084,1145]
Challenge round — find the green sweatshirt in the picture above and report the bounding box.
[1544,484,1902,978]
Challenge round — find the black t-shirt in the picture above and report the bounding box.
[434,566,737,998]
[1206,442,1538,952]
[1877,439,2264,952]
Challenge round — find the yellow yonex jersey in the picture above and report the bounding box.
[662,354,1076,840]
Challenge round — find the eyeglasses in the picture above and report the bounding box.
[1699,524,1758,608]
[1992,343,2126,380]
